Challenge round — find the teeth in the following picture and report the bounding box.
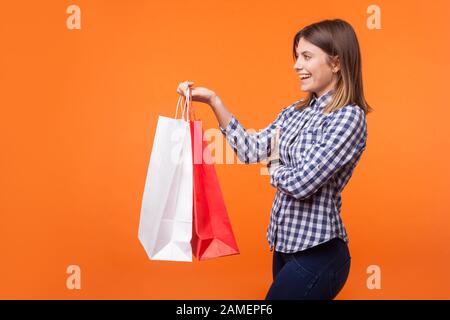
[301,75,311,79]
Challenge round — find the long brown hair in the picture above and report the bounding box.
[293,19,373,114]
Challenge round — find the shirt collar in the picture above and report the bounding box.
[309,89,335,110]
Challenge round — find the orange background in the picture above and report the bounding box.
[1,0,449,299]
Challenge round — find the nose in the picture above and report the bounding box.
[293,57,302,72]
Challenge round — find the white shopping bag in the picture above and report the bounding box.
[138,91,193,262]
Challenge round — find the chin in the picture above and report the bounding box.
[300,86,313,93]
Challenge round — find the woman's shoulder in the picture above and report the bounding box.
[328,102,365,119]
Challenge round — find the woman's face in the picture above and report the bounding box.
[293,37,340,98]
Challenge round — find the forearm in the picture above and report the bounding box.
[212,94,284,164]
[209,94,233,129]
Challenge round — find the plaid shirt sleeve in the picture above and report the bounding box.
[219,106,291,164]
[270,105,367,200]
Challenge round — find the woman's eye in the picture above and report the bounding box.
[304,56,311,60]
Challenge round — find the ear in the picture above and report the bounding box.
[331,55,340,73]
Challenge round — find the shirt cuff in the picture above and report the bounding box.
[219,115,238,136]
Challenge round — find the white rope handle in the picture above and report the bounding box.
[175,95,183,119]
[181,87,191,122]
[174,87,191,122]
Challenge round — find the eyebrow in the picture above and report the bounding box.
[297,50,313,55]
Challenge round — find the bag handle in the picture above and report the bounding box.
[187,87,196,121]
[181,87,191,122]
[175,87,190,121]
[175,87,196,121]
[175,96,183,119]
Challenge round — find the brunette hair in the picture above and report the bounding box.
[293,19,373,114]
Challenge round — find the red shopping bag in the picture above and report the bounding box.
[188,105,240,260]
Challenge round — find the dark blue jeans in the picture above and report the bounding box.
[265,237,351,300]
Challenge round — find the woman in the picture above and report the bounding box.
[177,19,372,300]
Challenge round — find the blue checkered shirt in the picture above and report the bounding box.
[219,90,367,253]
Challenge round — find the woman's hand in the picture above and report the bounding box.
[177,80,232,130]
[177,80,217,106]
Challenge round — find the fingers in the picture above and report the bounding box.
[177,80,195,97]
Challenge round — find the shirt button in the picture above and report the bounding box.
[312,140,315,144]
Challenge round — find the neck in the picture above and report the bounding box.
[315,78,337,99]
